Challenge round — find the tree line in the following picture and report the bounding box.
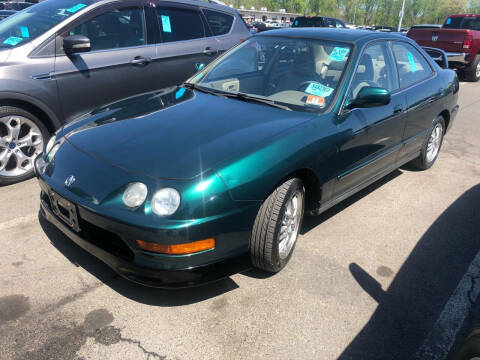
[231,0,480,27]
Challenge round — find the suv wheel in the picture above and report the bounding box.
[0,106,48,186]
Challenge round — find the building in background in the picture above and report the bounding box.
[233,6,298,25]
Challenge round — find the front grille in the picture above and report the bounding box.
[42,189,134,262]
[79,218,134,262]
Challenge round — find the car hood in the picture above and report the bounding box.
[63,87,315,180]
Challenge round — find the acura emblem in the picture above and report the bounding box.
[65,175,76,187]
[432,35,438,42]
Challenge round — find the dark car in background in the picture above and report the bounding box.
[0,0,249,185]
[0,1,33,11]
[0,9,15,19]
[36,29,459,287]
[292,16,346,28]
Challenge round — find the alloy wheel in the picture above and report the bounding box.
[279,190,302,259]
[426,122,443,163]
[0,116,44,177]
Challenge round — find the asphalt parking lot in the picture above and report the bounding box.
[0,81,479,360]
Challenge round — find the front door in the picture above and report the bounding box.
[54,2,157,121]
[332,41,407,198]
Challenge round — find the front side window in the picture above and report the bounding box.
[156,7,205,43]
[203,9,233,36]
[392,42,432,88]
[349,42,397,100]
[191,36,352,112]
[335,20,345,28]
[0,0,95,49]
[67,7,146,51]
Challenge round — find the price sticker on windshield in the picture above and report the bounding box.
[305,83,334,97]
[329,47,350,62]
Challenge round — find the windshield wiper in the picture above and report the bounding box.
[221,92,292,111]
[184,83,292,111]
[183,82,228,98]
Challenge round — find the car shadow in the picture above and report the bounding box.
[337,184,480,360]
[301,169,403,234]
[39,215,239,307]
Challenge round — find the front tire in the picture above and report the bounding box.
[409,116,445,170]
[0,106,48,186]
[250,178,305,273]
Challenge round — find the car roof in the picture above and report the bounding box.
[256,28,408,44]
[94,0,239,14]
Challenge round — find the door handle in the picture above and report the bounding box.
[203,47,218,55]
[393,105,403,114]
[131,56,151,66]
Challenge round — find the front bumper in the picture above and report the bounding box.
[39,197,251,288]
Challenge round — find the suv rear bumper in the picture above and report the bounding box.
[446,52,471,65]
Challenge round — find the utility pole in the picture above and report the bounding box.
[353,0,358,25]
[397,0,406,32]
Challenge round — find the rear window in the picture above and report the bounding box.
[444,16,480,30]
[292,17,323,27]
[203,9,233,36]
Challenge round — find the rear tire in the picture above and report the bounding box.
[250,178,305,273]
[464,55,480,82]
[0,106,48,186]
[452,329,480,360]
[409,116,445,170]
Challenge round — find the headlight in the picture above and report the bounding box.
[151,188,181,216]
[45,136,56,154]
[46,143,61,162]
[123,182,148,208]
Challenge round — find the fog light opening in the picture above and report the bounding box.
[136,238,215,255]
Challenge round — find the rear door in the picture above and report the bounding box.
[391,41,442,158]
[54,1,156,121]
[150,2,220,88]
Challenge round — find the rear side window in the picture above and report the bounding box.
[156,7,205,42]
[392,42,432,88]
[203,9,233,36]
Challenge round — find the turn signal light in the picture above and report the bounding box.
[136,238,215,255]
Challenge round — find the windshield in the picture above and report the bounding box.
[191,36,352,112]
[0,0,95,49]
[444,16,480,30]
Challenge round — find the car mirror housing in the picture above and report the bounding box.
[63,35,91,55]
[348,86,391,109]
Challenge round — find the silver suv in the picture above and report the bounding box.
[0,0,249,185]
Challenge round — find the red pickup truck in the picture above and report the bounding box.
[407,14,480,81]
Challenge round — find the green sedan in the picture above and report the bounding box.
[36,28,459,287]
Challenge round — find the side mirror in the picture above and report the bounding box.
[348,86,391,109]
[423,47,449,69]
[63,35,91,54]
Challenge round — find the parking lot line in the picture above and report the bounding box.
[416,250,480,360]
